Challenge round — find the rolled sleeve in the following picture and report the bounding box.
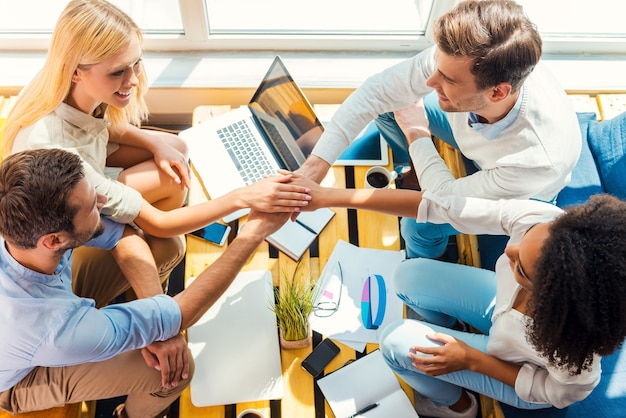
[416,191,563,237]
[515,362,599,408]
[82,162,143,224]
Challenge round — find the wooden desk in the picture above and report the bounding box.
[179,106,404,417]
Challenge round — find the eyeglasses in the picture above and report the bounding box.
[516,259,531,283]
[313,262,343,318]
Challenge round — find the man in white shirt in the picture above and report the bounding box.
[297,0,581,259]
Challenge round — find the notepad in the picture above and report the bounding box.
[186,270,284,406]
[317,350,418,418]
[265,208,335,260]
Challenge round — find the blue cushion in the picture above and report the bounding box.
[556,112,604,208]
[566,348,626,417]
[586,111,626,200]
[499,347,626,417]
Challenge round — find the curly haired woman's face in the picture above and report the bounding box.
[68,34,142,115]
[505,222,551,291]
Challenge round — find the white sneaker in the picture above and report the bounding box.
[413,391,478,418]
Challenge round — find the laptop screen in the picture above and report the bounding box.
[249,57,324,160]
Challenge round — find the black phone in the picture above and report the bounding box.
[301,338,340,378]
[189,222,231,246]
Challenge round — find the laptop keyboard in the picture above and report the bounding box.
[217,120,276,185]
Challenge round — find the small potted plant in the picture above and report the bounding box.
[271,270,318,350]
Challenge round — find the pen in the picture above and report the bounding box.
[295,219,317,235]
[346,402,379,418]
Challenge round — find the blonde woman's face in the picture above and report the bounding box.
[70,34,143,115]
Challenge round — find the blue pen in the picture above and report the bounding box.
[347,402,379,418]
[295,219,317,235]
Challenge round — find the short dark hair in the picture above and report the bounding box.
[0,149,85,248]
[434,0,542,91]
[528,194,626,374]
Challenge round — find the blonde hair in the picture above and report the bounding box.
[2,0,149,157]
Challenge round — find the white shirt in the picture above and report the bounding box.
[12,103,143,224]
[417,191,601,408]
[313,47,582,202]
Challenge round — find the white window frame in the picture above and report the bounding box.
[1,0,625,54]
[0,0,625,95]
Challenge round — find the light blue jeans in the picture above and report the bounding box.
[379,258,551,410]
[374,91,462,259]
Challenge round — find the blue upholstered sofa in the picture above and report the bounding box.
[498,111,626,417]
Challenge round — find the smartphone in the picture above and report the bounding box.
[301,338,341,378]
[189,222,231,246]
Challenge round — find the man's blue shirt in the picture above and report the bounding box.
[0,217,181,391]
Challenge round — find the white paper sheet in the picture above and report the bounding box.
[309,240,405,347]
[187,270,284,406]
[317,350,418,418]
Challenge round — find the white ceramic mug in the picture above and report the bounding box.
[237,409,265,418]
[364,166,398,189]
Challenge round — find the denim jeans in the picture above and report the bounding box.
[374,91,460,259]
[379,258,551,410]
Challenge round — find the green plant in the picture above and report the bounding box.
[271,272,318,341]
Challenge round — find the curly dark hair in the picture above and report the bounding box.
[527,194,626,374]
[0,149,85,249]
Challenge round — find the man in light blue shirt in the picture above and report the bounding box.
[0,149,288,417]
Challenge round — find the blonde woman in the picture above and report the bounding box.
[3,0,310,303]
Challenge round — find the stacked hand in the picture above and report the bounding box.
[242,173,312,213]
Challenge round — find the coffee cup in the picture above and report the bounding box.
[237,409,265,418]
[364,166,398,189]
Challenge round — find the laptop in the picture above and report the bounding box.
[179,56,325,222]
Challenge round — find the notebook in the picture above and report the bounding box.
[179,56,326,222]
[317,350,418,418]
[265,209,335,260]
[186,270,284,406]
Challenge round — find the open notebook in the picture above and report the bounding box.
[317,350,418,418]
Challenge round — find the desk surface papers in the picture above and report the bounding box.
[187,270,284,406]
[317,350,418,418]
[309,240,405,351]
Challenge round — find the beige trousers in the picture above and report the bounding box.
[73,234,186,307]
[0,349,195,418]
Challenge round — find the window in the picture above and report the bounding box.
[517,0,626,54]
[0,0,624,53]
[0,0,624,93]
[0,0,182,33]
[0,0,440,51]
[203,0,432,35]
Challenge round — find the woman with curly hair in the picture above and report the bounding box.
[289,173,626,418]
